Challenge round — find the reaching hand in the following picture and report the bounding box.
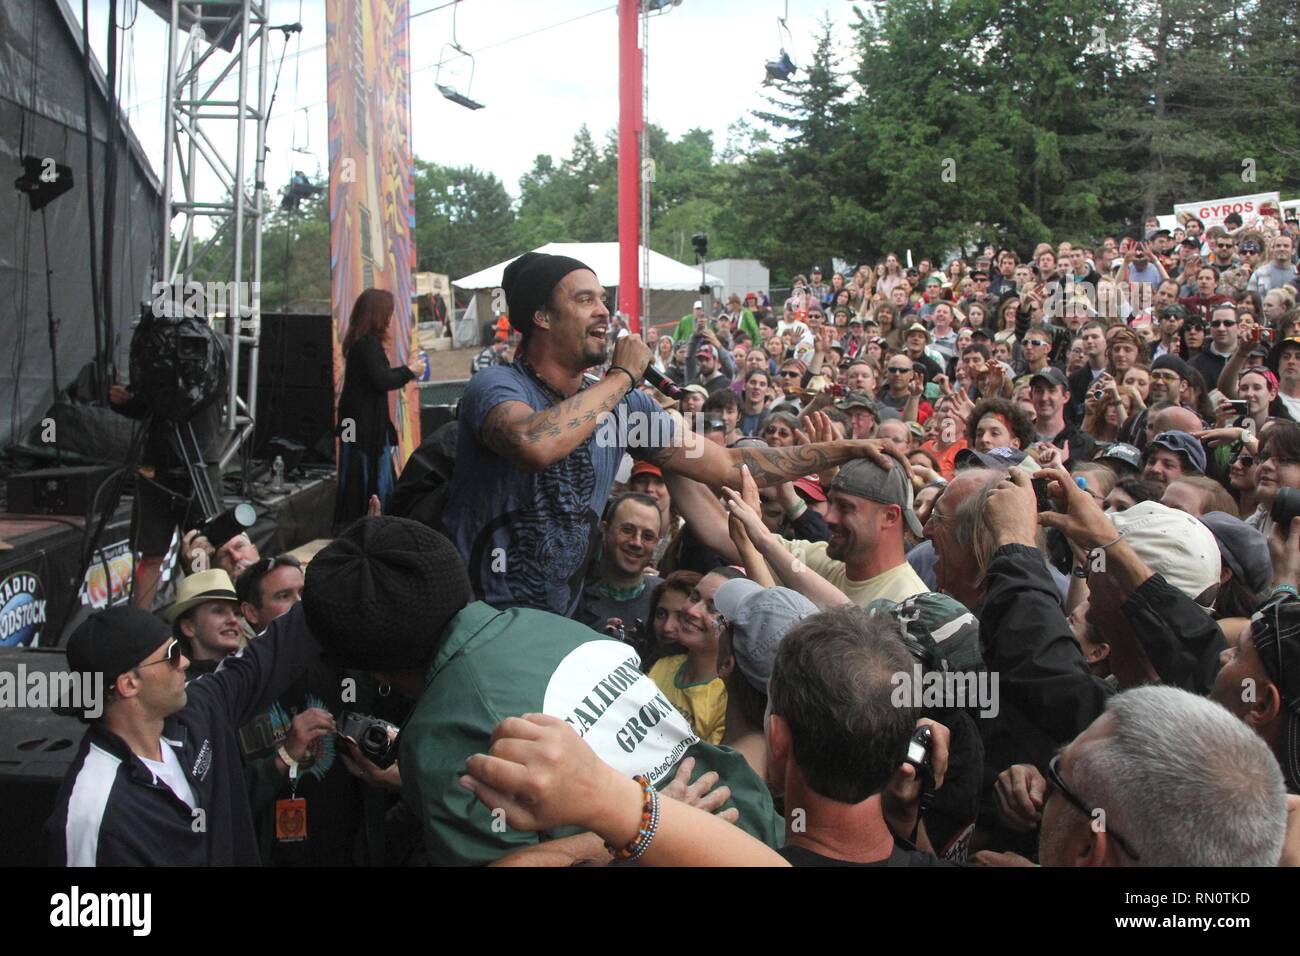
[881,718,950,840]
[982,468,1040,549]
[460,714,624,835]
[796,410,836,446]
[661,756,739,824]
[1194,426,1246,449]
[993,763,1048,832]
[1035,463,1121,551]
[1268,517,1300,591]
[724,483,774,546]
[284,708,336,765]
[340,737,402,791]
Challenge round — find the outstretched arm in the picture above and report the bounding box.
[653,430,908,492]
[462,714,788,867]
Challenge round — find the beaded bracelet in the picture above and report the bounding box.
[1273,585,1299,601]
[606,774,659,862]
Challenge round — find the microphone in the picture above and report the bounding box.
[641,364,684,400]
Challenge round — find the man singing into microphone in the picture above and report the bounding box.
[443,251,901,617]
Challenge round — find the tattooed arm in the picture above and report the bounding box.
[652,427,909,491]
[479,375,631,472]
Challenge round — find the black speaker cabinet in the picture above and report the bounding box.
[0,646,88,866]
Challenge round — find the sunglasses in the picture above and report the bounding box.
[138,639,184,671]
[887,366,912,374]
[1210,320,1237,328]
[781,370,802,378]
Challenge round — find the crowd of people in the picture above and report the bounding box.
[47,217,1300,868]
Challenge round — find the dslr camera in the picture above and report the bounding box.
[336,711,400,769]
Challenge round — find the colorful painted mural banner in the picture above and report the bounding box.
[326,0,420,464]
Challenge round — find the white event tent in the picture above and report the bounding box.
[452,242,722,346]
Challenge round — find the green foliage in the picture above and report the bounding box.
[176,2,1300,297]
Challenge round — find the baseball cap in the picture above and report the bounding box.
[1198,511,1272,595]
[792,476,827,503]
[1109,501,1220,605]
[696,343,717,359]
[865,592,984,673]
[1029,367,1069,390]
[64,606,174,714]
[836,390,878,414]
[829,459,924,536]
[628,460,663,482]
[955,445,1028,471]
[1239,239,1261,254]
[693,299,704,310]
[810,265,822,274]
[744,291,758,302]
[848,316,864,327]
[1159,304,1189,320]
[1249,596,1300,793]
[1147,430,1207,475]
[714,580,818,692]
[925,274,943,286]
[968,269,989,280]
[1097,442,1143,471]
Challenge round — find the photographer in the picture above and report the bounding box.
[302,517,783,865]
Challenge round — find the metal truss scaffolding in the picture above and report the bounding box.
[158,0,270,468]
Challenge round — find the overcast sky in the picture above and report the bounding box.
[79,0,860,202]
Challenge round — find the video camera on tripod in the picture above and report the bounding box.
[130,286,254,549]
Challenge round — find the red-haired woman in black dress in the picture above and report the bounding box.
[334,288,421,527]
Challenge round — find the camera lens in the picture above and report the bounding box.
[1272,487,1300,531]
[359,724,389,759]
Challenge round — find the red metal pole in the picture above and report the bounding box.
[618,0,642,334]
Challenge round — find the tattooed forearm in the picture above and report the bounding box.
[733,442,851,487]
[480,380,626,467]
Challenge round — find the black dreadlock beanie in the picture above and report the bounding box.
[303,517,471,672]
[501,251,594,335]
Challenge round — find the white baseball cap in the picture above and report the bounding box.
[1109,501,1221,606]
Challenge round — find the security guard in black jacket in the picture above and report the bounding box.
[45,603,319,866]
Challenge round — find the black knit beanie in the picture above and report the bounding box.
[303,517,471,672]
[502,251,594,335]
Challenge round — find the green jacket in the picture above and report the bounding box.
[674,310,762,348]
[401,601,783,865]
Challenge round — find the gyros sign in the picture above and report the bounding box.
[1174,191,1280,231]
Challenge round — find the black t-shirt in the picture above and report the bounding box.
[779,842,952,867]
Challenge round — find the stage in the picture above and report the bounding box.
[0,468,336,649]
